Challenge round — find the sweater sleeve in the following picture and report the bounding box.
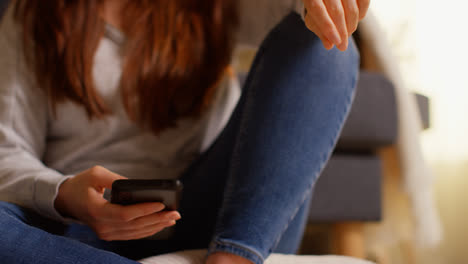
[237,0,304,47]
[0,6,71,222]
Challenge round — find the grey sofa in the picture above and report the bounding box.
[309,71,396,222]
[308,71,429,223]
[0,0,5,18]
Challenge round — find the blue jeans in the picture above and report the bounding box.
[0,12,359,264]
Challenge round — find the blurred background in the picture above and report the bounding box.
[371,0,468,263]
[0,0,465,263]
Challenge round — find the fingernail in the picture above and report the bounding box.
[155,203,165,211]
[168,212,181,220]
[323,39,334,50]
[330,31,341,46]
[339,38,349,51]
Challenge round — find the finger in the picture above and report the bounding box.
[341,0,359,36]
[99,202,166,222]
[304,0,341,45]
[87,166,127,190]
[323,0,348,50]
[105,210,181,232]
[304,15,335,50]
[129,210,181,229]
[100,221,176,241]
[357,0,370,20]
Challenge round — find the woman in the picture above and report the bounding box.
[0,0,368,263]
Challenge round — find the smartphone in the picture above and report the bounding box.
[110,179,183,240]
[110,179,183,211]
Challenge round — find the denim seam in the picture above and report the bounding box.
[1,202,22,219]
[208,238,264,264]
[270,180,317,252]
[270,65,357,251]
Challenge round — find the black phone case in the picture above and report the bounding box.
[110,179,183,210]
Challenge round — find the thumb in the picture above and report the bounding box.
[88,166,127,190]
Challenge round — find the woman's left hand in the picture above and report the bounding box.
[302,0,370,51]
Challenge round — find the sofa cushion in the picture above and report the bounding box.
[308,154,382,222]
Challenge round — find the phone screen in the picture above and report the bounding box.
[110,179,182,211]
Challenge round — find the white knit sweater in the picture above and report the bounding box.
[0,1,303,221]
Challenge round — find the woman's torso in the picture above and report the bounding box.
[43,26,240,179]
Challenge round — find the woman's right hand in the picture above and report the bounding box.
[54,166,181,241]
[302,0,370,51]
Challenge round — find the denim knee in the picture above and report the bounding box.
[208,13,361,264]
[250,12,360,103]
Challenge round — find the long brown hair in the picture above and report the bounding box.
[15,0,238,134]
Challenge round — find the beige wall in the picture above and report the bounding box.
[416,161,468,264]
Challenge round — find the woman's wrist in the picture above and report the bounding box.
[54,178,73,218]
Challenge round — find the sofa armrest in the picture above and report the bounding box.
[337,71,430,152]
[337,71,398,151]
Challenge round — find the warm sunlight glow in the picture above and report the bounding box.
[371,0,468,162]
[363,3,468,263]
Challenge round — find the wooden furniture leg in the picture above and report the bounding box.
[331,222,366,259]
